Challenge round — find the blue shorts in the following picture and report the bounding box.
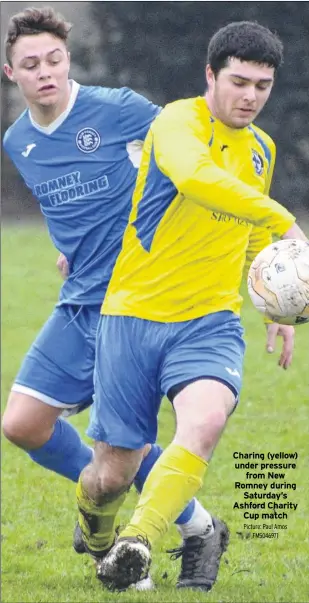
[12,304,101,412]
[89,311,245,448]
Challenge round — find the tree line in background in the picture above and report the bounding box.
[2,1,308,218]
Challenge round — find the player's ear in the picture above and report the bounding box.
[205,64,215,87]
[3,63,15,82]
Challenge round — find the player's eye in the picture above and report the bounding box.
[24,64,36,70]
[256,83,270,91]
[232,81,245,87]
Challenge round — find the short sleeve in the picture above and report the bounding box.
[119,87,161,142]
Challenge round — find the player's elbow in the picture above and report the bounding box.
[174,174,197,199]
[173,165,209,201]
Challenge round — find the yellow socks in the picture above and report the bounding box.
[120,443,208,546]
[76,478,126,554]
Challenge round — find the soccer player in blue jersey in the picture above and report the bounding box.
[74,21,308,591]
[2,6,219,589]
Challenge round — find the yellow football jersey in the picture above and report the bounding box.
[102,97,295,321]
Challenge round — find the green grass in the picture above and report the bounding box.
[1,224,309,603]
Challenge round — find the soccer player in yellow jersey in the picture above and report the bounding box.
[76,22,308,591]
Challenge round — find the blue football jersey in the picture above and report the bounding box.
[3,82,160,305]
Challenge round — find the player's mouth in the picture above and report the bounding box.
[237,107,255,115]
[38,84,57,93]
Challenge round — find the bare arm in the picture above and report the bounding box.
[56,253,69,280]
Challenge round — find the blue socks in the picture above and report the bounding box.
[28,428,196,525]
[134,444,196,524]
[28,418,93,482]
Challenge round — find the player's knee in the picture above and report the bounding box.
[97,460,137,494]
[100,474,131,499]
[201,407,228,438]
[3,391,59,449]
[175,406,230,459]
[181,407,228,438]
[80,462,130,503]
[2,414,42,448]
[81,443,142,501]
[2,410,30,447]
[3,406,46,449]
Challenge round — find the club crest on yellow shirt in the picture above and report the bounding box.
[251,149,264,176]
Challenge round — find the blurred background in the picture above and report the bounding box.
[1,1,309,221]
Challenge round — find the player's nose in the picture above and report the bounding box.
[37,62,51,79]
[242,86,257,103]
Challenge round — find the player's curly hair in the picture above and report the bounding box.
[5,6,72,66]
[207,21,284,76]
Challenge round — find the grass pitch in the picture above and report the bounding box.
[1,224,309,603]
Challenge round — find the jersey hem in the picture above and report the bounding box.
[100,304,241,323]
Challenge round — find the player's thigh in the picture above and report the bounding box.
[12,304,97,409]
[88,315,163,449]
[172,379,235,458]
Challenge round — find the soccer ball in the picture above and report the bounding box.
[247,239,309,325]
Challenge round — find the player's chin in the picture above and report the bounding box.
[37,88,59,102]
[231,114,256,128]
[38,95,59,107]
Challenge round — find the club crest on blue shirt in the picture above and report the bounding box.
[76,128,101,153]
[251,149,264,176]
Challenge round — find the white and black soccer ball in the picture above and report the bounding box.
[247,239,309,325]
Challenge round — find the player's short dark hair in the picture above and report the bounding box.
[5,6,72,66]
[207,21,284,76]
